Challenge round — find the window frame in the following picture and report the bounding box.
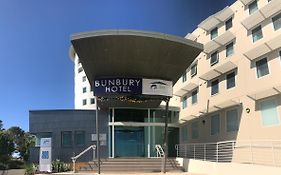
[211,79,219,96]
[225,17,233,31]
[272,12,281,31]
[82,76,86,82]
[91,98,95,104]
[252,25,263,43]
[61,131,72,147]
[82,99,87,106]
[182,96,188,109]
[226,71,236,90]
[248,0,258,15]
[82,87,87,93]
[74,130,86,146]
[190,64,197,77]
[210,51,219,66]
[191,89,198,105]
[210,27,218,40]
[226,42,234,57]
[259,98,280,127]
[191,121,199,139]
[225,108,239,132]
[210,114,220,136]
[256,57,270,78]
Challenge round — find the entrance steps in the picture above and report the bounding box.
[77,158,183,173]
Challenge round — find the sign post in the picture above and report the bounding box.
[39,138,52,172]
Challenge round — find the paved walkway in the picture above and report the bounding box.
[48,172,206,175]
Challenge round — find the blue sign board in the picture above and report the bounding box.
[93,78,142,96]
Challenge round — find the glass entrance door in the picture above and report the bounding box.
[115,126,145,157]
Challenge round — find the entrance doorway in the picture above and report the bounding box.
[115,127,145,157]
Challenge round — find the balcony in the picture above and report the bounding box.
[199,99,241,114]
[185,33,197,41]
[198,7,234,31]
[204,31,235,54]
[239,0,255,6]
[247,84,281,100]
[199,61,237,81]
[244,33,281,60]
[241,0,281,30]
[174,81,198,97]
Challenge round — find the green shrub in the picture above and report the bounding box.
[24,164,37,175]
[7,159,24,169]
[0,162,8,170]
[52,159,71,172]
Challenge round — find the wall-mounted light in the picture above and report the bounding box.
[202,120,206,125]
[246,108,250,114]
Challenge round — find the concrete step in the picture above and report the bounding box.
[78,158,183,173]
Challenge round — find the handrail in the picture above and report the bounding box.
[175,140,281,167]
[71,145,96,173]
[155,144,165,157]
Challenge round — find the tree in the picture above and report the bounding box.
[0,120,3,130]
[0,131,15,163]
[7,126,35,162]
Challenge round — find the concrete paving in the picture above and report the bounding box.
[48,172,206,175]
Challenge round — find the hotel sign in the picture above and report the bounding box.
[93,78,172,97]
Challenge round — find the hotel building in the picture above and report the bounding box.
[29,0,281,174]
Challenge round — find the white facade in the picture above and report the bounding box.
[70,51,96,109]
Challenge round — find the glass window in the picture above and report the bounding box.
[182,96,187,109]
[192,89,198,104]
[210,27,218,40]
[83,87,86,93]
[211,79,219,95]
[210,51,219,66]
[249,0,258,15]
[191,121,199,139]
[74,131,85,146]
[82,76,86,82]
[211,114,220,135]
[256,58,269,78]
[226,42,234,57]
[225,17,233,31]
[35,132,52,146]
[83,99,87,105]
[252,26,263,42]
[181,125,188,141]
[61,131,72,147]
[260,99,280,126]
[78,67,83,73]
[226,72,236,89]
[272,12,281,31]
[182,71,187,82]
[191,64,197,77]
[91,98,95,104]
[226,109,239,132]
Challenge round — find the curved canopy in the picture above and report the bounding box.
[71,30,203,107]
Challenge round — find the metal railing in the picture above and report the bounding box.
[155,144,165,157]
[71,145,96,173]
[175,140,281,167]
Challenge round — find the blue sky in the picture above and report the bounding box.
[0,0,234,131]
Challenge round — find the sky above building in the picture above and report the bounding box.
[0,0,234,131]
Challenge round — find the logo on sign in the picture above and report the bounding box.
[150,81,167,90]
[41,151,49,159]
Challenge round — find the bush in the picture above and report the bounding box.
[7,159,24,169]
[24,164,37,175]
[0,162,8,170]
[52,159,71,172]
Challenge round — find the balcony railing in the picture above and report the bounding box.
[176,140,281,167]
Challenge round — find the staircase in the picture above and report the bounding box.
[77,158,183,173]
